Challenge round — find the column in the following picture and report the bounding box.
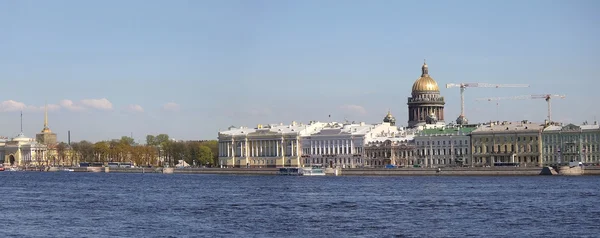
[260,140,263,157]
[291,140,295,156]
[226,143,230,157]
[245,139,249,158]
[276,141,280,157]
[296,139,300,157]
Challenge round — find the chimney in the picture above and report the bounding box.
[68,130,71,145]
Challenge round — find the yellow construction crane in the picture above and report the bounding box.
[476,94,566,122]
[445,83,529,125]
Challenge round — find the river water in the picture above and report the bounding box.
[1,172,599,237]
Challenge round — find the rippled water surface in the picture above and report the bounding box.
[1,172,599,237]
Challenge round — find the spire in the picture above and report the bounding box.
[20,111,23,133]
[41,102,52,133]
[421,59,429,76]
[44,103,48,128]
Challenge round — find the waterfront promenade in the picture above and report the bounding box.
[47,166,600,176]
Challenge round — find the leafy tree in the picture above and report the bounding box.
[200,140,218,166]
[146,135,156,146]
[72,141,94,162]
[198,145,213,166]
[93,141,110,162]
[156,134,170,146]
[56,142,68,166]
[120,136,135,146]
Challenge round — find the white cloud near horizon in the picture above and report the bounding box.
[1,98,116,113]
[0,100,61,113]
[339,104,367,115]
[162,102,180,112]
[59,99,86,111]
[80,98,113,110]
[127,104,144,113]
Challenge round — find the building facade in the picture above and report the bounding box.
[413,126,473,167]
[1,133,48,167]
[300,118,402,168]
[364,136,416,168]
[407,61,446,128]
[470,121,544,167]
[217,121,327,168]
[542,122,600,165]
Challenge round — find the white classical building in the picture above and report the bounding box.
[1,132,48,167]
[299,121,401,168]
[542,122,600,165]
[217,121,327,168]
[413,125,475,167]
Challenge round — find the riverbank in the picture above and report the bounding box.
[60,166,600,176]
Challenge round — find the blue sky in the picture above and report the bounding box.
[0,0,598,143]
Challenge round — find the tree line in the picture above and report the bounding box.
[55,134,218,167]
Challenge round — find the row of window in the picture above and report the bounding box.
[416,140,469,146]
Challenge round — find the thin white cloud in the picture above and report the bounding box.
[0,100,61,113]
[60,99,86,111]
[46,104,61,111]
[80,98,113,110]
[127,104,144,113]
[339,104,367,115]
[162,102,180,112]
[0,100,37,112]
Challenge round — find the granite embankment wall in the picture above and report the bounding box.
[69,166,600,176]
[343,167,541,176]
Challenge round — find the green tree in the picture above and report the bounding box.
[120,136,135,146]
[146,135,156,146]
[56,142,68,166]
[198,145,213,166]
[155,134,170,145]
[93,141,110,162]
[201,140,219,166]
[73,141,94,162]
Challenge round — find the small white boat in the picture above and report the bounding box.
[301,166,326,176]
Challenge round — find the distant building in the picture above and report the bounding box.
[1,112,49,167]
[364,135,416,168]
[470,120,544,167]
[301,114,403,168]
[217,121,327,168]
[1,133,48,167]
[413,126,474,167]
[407,61,446,128]
[542,121,600,165]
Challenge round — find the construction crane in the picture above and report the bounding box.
[445,83,529,125]
[476,94,566,122]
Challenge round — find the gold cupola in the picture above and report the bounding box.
[411,60,440,92]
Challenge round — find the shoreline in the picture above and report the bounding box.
[25,166,599,176]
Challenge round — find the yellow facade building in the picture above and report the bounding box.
[470,121,544,167]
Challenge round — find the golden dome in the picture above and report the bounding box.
[412,76,439,92]
[411,61,440,92]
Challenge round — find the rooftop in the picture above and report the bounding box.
[543,122,600,132]
[472,120,544,134]
[419,126,477,136]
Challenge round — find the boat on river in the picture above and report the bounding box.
[278,167,302,176]
[301,166,326,176]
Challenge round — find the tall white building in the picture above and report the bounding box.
[300,121,400,168]
[217,121,327,168]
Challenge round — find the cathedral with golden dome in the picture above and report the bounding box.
[407,61,446,128]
